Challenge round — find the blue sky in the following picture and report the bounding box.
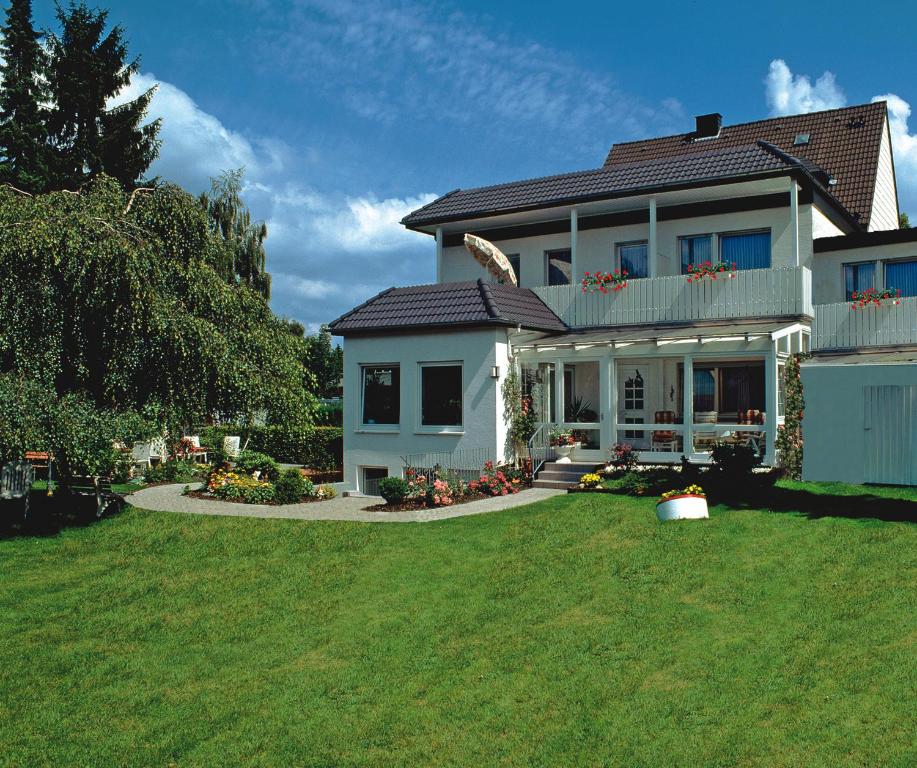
[32,0,917,330]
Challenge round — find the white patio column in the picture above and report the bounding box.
[604,355,618,448]
[789,178,799,267]
[570,208,579,280]
[435,227,444,283]
[554,359,565,425]
[648,197,658,277]
[682,354,693,456]
[765,348,778,466]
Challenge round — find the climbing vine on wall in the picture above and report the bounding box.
[775,353,807,479]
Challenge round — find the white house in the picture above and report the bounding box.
[330,102,917,492]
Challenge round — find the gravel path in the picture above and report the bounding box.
[126,483,564,523]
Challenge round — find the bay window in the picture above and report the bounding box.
[361,365,400,425]
[420,363,463,427]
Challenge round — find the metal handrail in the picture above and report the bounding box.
[527,423,555,477]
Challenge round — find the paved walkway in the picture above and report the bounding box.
[127,483,564,523]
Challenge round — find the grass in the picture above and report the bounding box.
[1,491,915,767]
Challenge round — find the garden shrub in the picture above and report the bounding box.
[609,443,639,472]
[315,483,336,499]
[274,468,311,505]
[776,353,806,480]
[199,425,343,469]
[379,476,409,505]
[234,450,280,481]
[209,469,275,503]
[710,443,762,478]
[145,458,198,484]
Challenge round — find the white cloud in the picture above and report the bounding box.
[765,59,845,116]
[765,60,917,213]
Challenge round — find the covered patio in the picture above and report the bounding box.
[515,320,810,465]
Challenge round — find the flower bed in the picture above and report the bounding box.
[369,461,529,511]
[187,463,337,505]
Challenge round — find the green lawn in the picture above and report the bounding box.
[1,491,915,767]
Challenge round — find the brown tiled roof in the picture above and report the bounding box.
[605,102,888,228]
[329,279,567,335]
[402,143,797,228]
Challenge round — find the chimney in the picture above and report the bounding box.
[694,113,722,139]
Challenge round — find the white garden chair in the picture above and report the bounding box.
[222,435,241,459]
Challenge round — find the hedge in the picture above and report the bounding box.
[199,424,343,470]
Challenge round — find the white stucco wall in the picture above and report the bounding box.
[811,204,844,240]
[439,203,812,286]
[868,117,900,232]
[811,241,917,305]
[802,360,917,485]
[341,328,508,491]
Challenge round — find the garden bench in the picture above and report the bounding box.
[1,461,35,522]
[64,475,124,519]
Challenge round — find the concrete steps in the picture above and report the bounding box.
[532,461,602,490]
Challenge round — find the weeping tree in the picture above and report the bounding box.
[200,168,271,299]
[0,177,317,467]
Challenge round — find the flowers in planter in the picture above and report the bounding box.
[686,260,737,282]
[659,484,705,501]
[582,269,628,294]
[579,473,602,488]
[850,287,901,309]
[549,428,575,446]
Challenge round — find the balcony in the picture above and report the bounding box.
[532,266,813,329]
[812,296,917,351]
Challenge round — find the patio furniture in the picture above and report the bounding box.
[132,437,168,470]
[181,435,209,463]
[693,411,719,451]
[651,411,679,452]
[64,475,124,520]
[222,435,241,459]
[734,410,766,454]
[24,450,51,477]
[1,461,35,522]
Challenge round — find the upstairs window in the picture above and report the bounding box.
[617,241,648,278]
[885,259,917,297]
[545,249,572,286]
[421,363,463,427]
[843,262,876,300]
[720,230,771,270]
[506,254,521,285]
[362,366,400,425]
[679,234,712,274]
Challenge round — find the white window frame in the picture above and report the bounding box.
[615,240,649,278]
[677,233,713,274]
[358,364,400,432]
[842,260,877,300]
[417,361,464,434]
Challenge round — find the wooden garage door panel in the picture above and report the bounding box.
[864,385,917,486]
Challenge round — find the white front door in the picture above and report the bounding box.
[617,364,649,449]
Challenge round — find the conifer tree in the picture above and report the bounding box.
[0,0,51,193]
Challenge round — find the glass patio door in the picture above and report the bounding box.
[617,364,649,449]
[562,361,602,460]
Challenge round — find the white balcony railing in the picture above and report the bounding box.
[812,296,917,350]
[532,266,812,329]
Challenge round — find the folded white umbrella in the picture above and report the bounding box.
[464,233,518,286]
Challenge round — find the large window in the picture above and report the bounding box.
[421,363,462,427]
[506,254,521,285]
[719,230,771,270]
[679,234,712,274]
[685,364,765,418]
[885,259,917,297]
[361,365,400,425]
[843,262,876,300]
[545,249,572,286]
[617,241,648,278]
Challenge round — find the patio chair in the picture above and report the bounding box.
[735,410,766,454]
[222,435,241,459]
[182,435,209,463]
[63,475,124,520]
[692,411,719,451]
[1,461,35,523]
[131,436,168,470]
[651,411,679,452]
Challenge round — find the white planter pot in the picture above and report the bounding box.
[656,494,709,522]
[554,444,574,463]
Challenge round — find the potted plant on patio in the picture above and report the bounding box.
[549,428,577,463]
[656,484,709,521]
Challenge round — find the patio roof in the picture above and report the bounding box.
[513,320,805,351]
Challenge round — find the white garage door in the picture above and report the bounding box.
[864,385,917,486]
